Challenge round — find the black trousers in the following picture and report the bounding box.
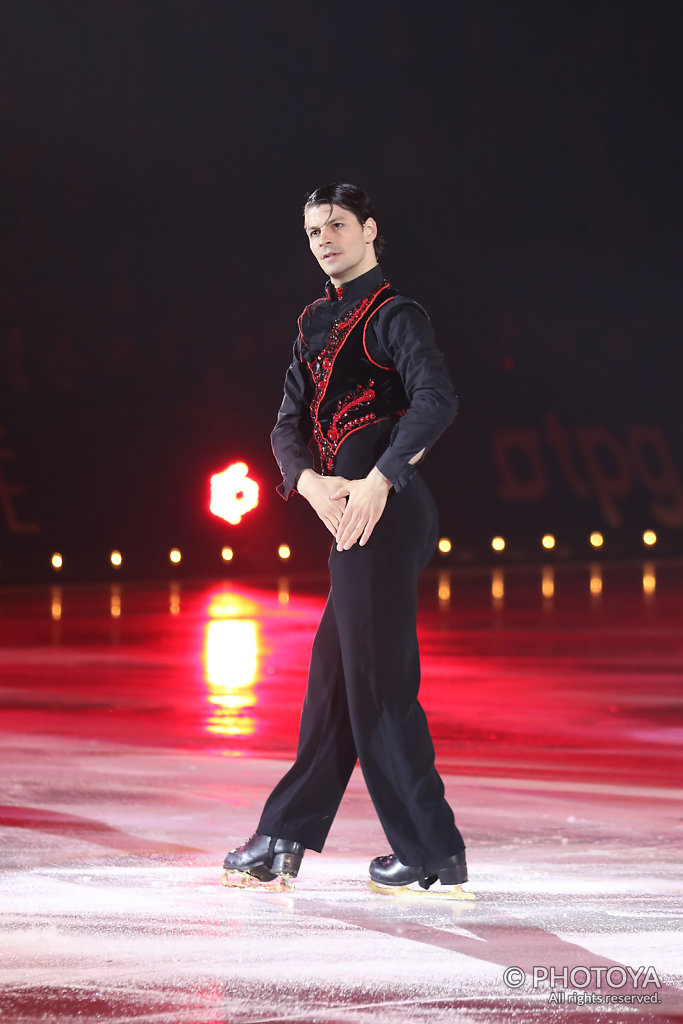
[258,474,465,867]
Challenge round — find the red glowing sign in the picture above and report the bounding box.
[210,462,259,525]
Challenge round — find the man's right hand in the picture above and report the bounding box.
[297,469,349,537]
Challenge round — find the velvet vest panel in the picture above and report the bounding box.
[301,283,409,475]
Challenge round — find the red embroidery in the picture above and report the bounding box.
[321,382,378,469]
[307,286,390,471]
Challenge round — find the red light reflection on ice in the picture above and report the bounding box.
[203,591,261,737]
[199,584,329,750]
[209,462,259,525]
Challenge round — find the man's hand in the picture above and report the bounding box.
[297,469,349,537]
[331,467,392,551]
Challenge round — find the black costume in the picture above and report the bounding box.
[255,264,466,872]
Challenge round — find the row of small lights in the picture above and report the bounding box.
[438,530,658,554]
[48,532,659,571]
[49,545,291,571]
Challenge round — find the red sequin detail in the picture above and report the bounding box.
[308,290,384,472]
[328,382,376,443]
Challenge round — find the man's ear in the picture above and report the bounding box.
[364,217,378,244]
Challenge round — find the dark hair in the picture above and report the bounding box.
[304,182,385,258]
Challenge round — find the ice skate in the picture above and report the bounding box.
[221,833,304,891]
[368,851,475,900]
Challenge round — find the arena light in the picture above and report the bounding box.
[542,534,556,550]
[110,550,122,567]
[491,536,505,552]
[169,548,182,564]
[590,532,604,549]
[642,530,657,547]
[51,553,63,570]
[438,537,452,554]
[278,544,291,560]
[221,546,234,562]
[210,462,259,525]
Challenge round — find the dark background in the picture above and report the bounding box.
[1,0,682,580]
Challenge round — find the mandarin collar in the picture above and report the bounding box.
[324,264,386,305]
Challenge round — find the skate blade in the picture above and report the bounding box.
[368,880,476,900]
[221,870,294,892]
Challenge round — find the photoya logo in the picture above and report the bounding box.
[209,462,259,525]
[503,964,662,1005]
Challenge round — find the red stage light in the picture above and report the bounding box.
[210,462,259,525]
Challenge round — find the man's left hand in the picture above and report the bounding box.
[330,467,392,551]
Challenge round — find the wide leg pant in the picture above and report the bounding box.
[258,474,465,868]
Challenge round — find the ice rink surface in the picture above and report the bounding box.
[1,563,682,1023]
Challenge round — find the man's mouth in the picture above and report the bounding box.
[322,252,340,260]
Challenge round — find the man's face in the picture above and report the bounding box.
[304,203,378,284]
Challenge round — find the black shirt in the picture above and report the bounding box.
[271,264,458,497]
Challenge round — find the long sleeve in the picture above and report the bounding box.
[271,339,315,499]
[372,303,458,492]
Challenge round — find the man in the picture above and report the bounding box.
[222,183,469,894]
